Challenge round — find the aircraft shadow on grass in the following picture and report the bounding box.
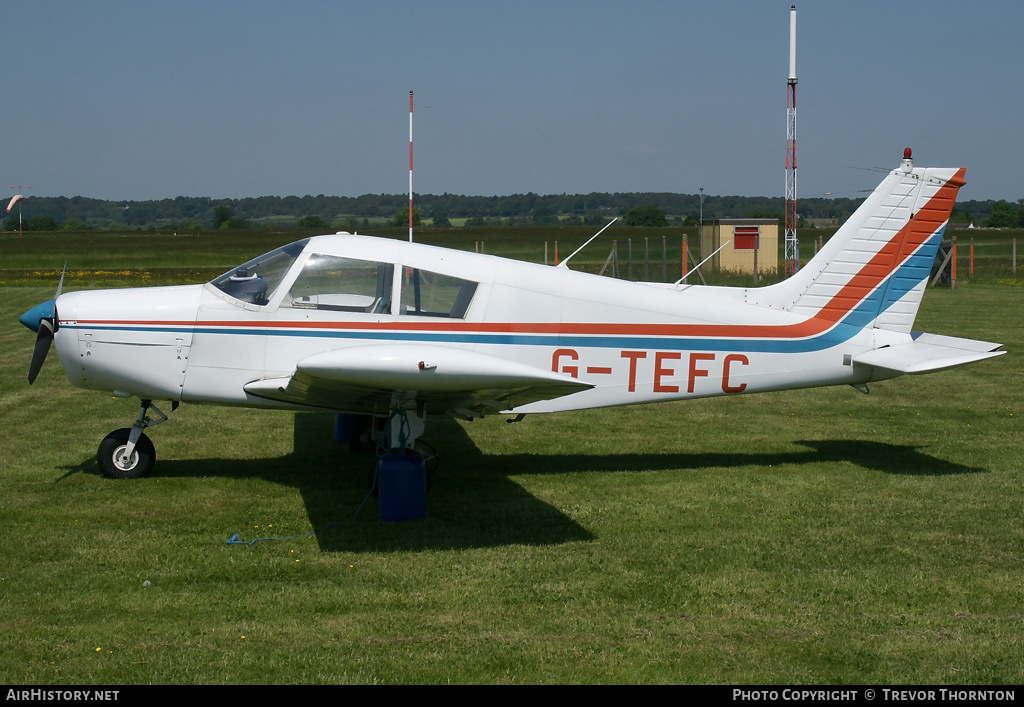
[57,414,985,553]
[504,437,987,478]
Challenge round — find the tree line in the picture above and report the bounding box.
[2,191,1018,232]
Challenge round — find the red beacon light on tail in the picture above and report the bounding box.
[901,147,914,172]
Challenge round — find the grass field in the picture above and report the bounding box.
[3,225,1020,288]
[0,230,1021,684]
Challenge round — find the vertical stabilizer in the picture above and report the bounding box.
[753,152,965,334]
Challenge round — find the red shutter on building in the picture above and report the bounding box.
[734,226,759,250]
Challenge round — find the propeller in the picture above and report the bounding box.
[20,265,65,385]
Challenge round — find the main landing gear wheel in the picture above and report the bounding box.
[97,428,156,479]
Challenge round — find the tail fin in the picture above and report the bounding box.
[754,151,965,334]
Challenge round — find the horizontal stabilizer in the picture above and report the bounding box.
[854,332,1004,375]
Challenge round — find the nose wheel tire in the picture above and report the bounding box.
[97,428,156,479]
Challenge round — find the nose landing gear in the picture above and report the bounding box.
[97,399,167,479]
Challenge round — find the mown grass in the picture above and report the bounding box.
[0,232,1021,684]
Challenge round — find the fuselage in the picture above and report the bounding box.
[51,234,899,416]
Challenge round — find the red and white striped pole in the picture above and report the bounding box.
[408,90,414,242]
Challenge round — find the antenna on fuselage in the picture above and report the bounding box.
[557,218,618,269]
[674,240,731,286]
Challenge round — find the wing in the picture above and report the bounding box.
[243,343,592,418]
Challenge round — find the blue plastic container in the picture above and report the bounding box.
[376,453,427,521]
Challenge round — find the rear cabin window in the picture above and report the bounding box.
[286,254,393,313]
[400,268,477,318]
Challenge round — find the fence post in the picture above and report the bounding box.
[682,235,688,280]
[951,236,957,290]
[662,234,667,282]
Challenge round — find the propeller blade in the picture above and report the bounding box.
[28,318,55,384]
[56,262,66,299]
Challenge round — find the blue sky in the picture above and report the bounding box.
[3,1,1021,202]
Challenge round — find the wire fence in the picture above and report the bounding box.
[931,236,1021,287]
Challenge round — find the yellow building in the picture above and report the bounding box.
[700,218,779,275]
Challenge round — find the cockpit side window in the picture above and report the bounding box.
[286,254,393,314]
[210,239,308,306]
[400,268,477,318]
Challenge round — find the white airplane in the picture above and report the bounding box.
[20,150,1005,482]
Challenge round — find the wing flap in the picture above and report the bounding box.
[854,332,1004,375]
[243,344,592,415]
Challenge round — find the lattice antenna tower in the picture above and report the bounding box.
[785,5,799,277]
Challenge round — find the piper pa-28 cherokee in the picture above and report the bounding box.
[20,150,1005,479]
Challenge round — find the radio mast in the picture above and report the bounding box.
[784,5,799,277]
